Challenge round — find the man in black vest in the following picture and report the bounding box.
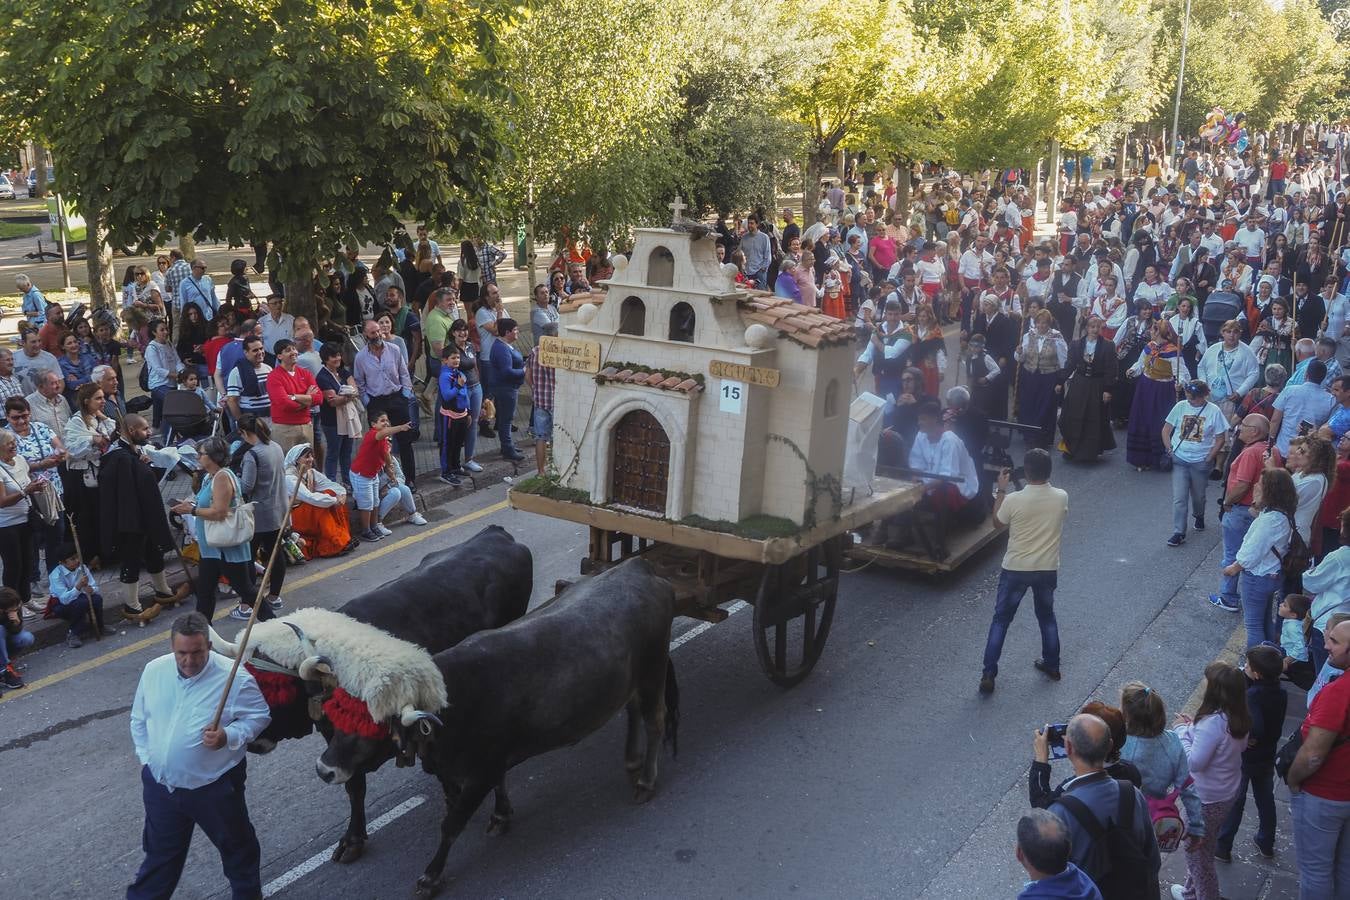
[98,415,176,619]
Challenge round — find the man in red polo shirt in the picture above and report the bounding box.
[1288,618,1350,896]
[265,338,320,453]
[1209,413,1281,613]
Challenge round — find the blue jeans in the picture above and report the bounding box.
[53,592,104,637]
[150,384,172,443]
[747,268,768,290]
[1171,456,1209,535]
[1219,505,1255,605]
[1239,570,1281,648]
[1291,790,1350,900]
[1218,765,1276,853]
[494,387,519,455]
[127,762,261,900]
[0,628,35,667]
[464,382,482,461]
[319,423,352,485]
[981,569,1060,677]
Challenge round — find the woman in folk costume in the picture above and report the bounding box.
[1014,309,1068,449]
[284,443,357,559]
[1089,273,1129,341]
[1126,319,1188,471]
[1058,314,1117,461]
[909,303,947,398]
[1250,295,1295,384]
[1112,297,1156,427]
[1169,296,1208,384]
[821,266,847,320]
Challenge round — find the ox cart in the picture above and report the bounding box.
[508,476,921,688]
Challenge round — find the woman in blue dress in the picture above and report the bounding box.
[169,436,263,620]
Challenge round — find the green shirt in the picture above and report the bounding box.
[424,307,454,351]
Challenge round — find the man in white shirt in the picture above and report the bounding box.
[127,612,270,899]
[177,260,218,321]
[258,295,295,355]
[13,328,60,394]
[1234,217,1266,267]
[958,234,993,293]
[1161,380,1228,547]
[25,370,67,433]
[1198,220,1226,261]
[1272,359,1338,454]
[902,401,981,558]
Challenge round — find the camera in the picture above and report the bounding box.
[1044,722,1069,760]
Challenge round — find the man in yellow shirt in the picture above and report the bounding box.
[979,448,1069,695]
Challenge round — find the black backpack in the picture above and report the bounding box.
[1056,780,1155,900]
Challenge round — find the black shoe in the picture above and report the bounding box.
[1215,845,1232,863]
[1252,837,1274,859]
[1194,516,1206,531]
[1166,532,1185,547]
[502,450,525,462]
[1034,659,1061,681]
[978,674,995,694]
[1,668,24,689]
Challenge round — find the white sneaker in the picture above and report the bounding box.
[463,460,483,473]
[23,599,45,617]
[375,523,393,536]
[408,513,428,526]
[1170,885,1186,900]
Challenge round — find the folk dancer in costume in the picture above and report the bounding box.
[1019,257,1054,314]
[1014,310,1068,449]
[1126,319,1188,471]
[1088,274,1129,341]
[914,243,946,306]
[963,332,1004,419]
[1169,296,1208,382]
[890,400,982,559]
[1218,246,1254,296]
[98,414,178,621]
[971,294,1017,420]
[1251,296,1296,384]
[1112,298,1157,427]
[910,304,947,399]
[1132,264,1171,313]
[1057,315,1117,462]
[854,299,914,401]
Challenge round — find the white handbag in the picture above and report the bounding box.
[203,469,255,546]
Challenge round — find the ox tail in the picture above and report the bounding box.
[663,657,680,758]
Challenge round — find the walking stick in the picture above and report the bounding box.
[64,512,100,641]
[209,462,307,731]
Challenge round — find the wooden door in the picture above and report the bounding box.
[611,410,669,513]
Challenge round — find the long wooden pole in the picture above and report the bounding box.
[210,462,306,731]
[64,512,99,641]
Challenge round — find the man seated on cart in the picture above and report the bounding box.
[872,401,985,559]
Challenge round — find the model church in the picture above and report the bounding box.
[547,201,857,528]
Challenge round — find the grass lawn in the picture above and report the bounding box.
[0,199,47,214]
[0,221,40,240]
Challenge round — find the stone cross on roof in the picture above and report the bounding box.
[668,194,687,223]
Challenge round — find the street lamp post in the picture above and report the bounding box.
[1170,0,1192,170]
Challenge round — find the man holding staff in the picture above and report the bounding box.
[127,611,270,899]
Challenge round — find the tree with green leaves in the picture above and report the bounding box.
[0,0,520,320]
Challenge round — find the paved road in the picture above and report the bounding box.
[1,445,1243,899]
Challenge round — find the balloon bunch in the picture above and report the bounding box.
[1198,107,1249,153]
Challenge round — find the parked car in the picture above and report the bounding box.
[0,176,15,200]
[27,167,54,194]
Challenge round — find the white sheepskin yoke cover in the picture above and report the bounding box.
[244,608,447,722]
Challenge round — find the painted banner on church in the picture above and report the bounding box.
[539,336,602,374]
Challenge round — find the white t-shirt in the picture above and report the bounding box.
[1234,227,1265,258]
[914,258,944,287]
[1164,399,1226,463]
[1293,472,1328,544]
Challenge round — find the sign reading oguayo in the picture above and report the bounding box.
[708,360,780,388]
[539,336,602,373]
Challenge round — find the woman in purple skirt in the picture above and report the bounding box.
[1126,319,1186,471]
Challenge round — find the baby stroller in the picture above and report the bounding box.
[1200,290,1242,345]
[160,390,216,444]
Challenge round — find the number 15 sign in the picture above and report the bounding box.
[719,380,745,414]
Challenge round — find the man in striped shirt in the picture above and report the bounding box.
[225,335,272,423]
[524,323,556,476]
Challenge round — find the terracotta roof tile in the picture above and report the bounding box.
[735,292,854,348]
[592,369,705,394]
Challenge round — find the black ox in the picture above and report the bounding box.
[312,557,680,897]
[227,524,531,864]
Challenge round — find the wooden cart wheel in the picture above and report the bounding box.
[752,536,841,688]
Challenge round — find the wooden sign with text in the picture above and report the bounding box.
[539,336,602,374]
[708,360,780,388]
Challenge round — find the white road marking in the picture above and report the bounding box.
[262,795,427,897]
[264,602,743,895]
[669,600,748,651]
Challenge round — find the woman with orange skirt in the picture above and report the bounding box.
[910,304,947,397]
[284,443,358,558]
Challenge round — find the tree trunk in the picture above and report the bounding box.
[1046,140,1061,224]
[32,145,48,198]
[1032,156,1044,232]
[894,158,911,224]
[804,151,828,225]
[178,233,196,261]
[84,208,116,309]
[283,273,318,325]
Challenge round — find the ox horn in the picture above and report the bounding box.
[400,705,443,730]
[207,625,247,661]
[298,654,335,681]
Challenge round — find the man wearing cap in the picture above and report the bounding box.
[1161,379,1228,547]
